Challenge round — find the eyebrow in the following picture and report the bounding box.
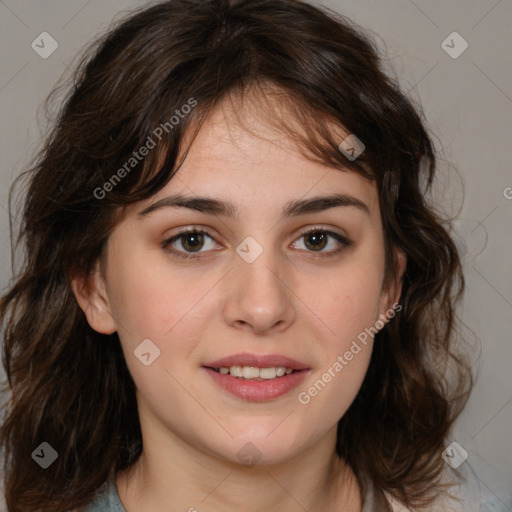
[138,192,370,218]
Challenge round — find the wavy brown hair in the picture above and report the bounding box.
[0,0,472,510]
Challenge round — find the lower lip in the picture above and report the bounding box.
[202,367,310,402]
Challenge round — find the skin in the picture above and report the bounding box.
[72,91,405,512]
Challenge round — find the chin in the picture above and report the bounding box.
[218,435,305,467]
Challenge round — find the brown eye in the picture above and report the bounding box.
[292,228,352,257]
[161,228,218,260]
[180,232,205,252]
[303,231,328,251]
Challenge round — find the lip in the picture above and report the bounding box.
[202,367,310,402]
[203,353,310,371]
[202,352,310,402]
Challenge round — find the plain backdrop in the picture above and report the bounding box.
[0,1,511,510]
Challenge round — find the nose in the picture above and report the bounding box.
[222,244,296,335]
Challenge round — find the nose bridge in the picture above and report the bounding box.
[223,233,295,333]
[238,241,282,296]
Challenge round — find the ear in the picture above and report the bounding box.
[70,262,117,335]
[378,247,407,318]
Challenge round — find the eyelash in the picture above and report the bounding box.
[161,226,352,261]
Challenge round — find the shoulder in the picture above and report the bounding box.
[384,464,481,512]
[77,477,126,512]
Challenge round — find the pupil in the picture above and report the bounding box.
[183,232,203,252]
[305,232,326,251]
[180,231,327,253]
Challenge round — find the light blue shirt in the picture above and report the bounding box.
[82,475,387,511]
[83,474,508,511]
[83,478,125,512]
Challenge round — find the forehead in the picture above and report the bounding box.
[161,101,378,210]
[129,90,380,219]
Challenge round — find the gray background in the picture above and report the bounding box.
[0,0,511,510]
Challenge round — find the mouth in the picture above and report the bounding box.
[207,365,296,380]
[202,353,310,401]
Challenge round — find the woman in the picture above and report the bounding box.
[0,0,475,510]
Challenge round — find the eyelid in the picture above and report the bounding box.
[161,224,352,260]
[290,225,352,259]
[160,226,220,259]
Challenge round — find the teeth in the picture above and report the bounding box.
[275,367,286,377]
[230,366,243,378]
[260,367,278,379]
[216,366,295,379]
[242,366,260,379]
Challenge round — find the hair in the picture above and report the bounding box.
[0,0,473,510]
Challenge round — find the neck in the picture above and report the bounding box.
[116,436,361,512]
[116,407,361,512]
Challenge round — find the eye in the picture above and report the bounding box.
[161,226,352,261]
[161,227,219,260]
[291,227,352,257]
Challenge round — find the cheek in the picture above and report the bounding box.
[108,261,221,419]
[314,257,384,348]
[106,246,224,372]
[107,242,202,333]
[296,286,378,437]
[315,274,380,385]
[295,253,383,423]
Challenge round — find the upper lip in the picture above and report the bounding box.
[203,353,309,370]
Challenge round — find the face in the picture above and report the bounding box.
[73,95,403,466]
